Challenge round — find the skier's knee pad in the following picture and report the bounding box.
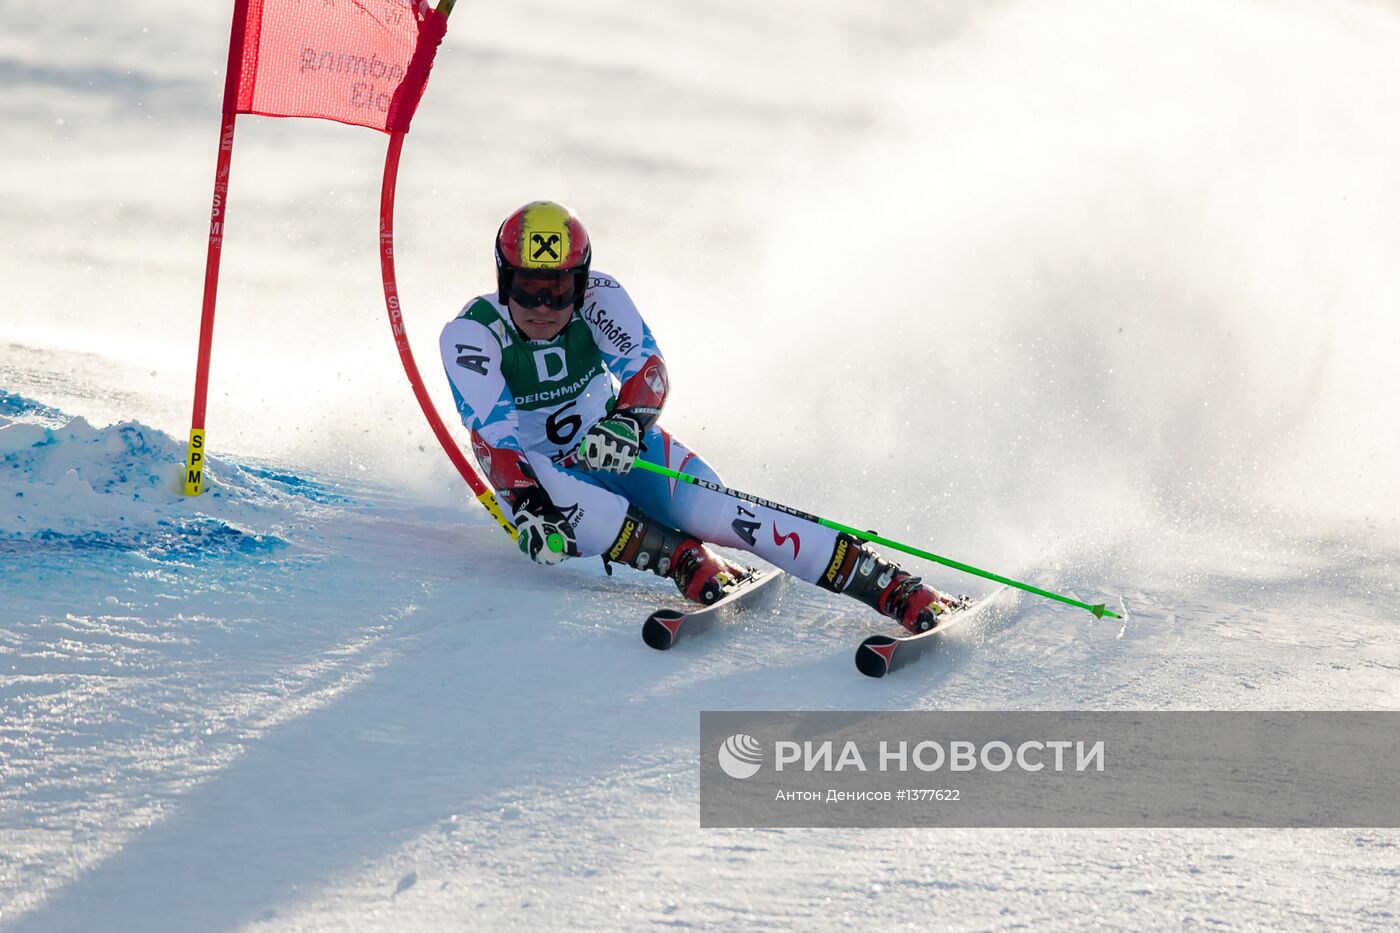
[605,506,693,578]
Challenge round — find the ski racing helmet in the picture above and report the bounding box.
[495,201,592,313]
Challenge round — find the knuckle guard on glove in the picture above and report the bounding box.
[578,414,641,474]
[511,488,576,566]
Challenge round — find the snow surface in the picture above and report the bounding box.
[3,391,1398,932]
[4,0,1400,929]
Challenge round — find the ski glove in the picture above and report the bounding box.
[576,412,642,475]
[511,487,576,566]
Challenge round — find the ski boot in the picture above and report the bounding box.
[605,507,747,605]
[819,533,967,633]
[669,538,748,605]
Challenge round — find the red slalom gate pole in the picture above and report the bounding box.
[377,131,516,539]
[373,0,515,539]
[184,0,251,496]
[187,0,509,539]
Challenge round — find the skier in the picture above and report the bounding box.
[440,201,967,633]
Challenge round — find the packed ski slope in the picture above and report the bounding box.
[2,386,1397,931]
[4,0,1400,928]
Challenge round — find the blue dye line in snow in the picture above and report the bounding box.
[0,519,287,561]
[241,464,352,505]
[0,389,65,422]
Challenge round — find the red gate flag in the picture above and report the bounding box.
[184,0,503,529]
[185,0,453,496]
[226,0,448,133]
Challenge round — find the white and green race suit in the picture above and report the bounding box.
[439,272,843,582]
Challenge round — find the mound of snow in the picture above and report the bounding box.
[0,391,345,557]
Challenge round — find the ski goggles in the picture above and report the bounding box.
[508,269,581,311]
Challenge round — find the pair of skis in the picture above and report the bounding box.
[641,570,998,678]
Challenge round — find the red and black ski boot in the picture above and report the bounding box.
[871,572,971,633]
[668,538,747,605]
[604,507,746,605]
[818,533,966,633]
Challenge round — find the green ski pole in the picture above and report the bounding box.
[630,458,1120,620]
